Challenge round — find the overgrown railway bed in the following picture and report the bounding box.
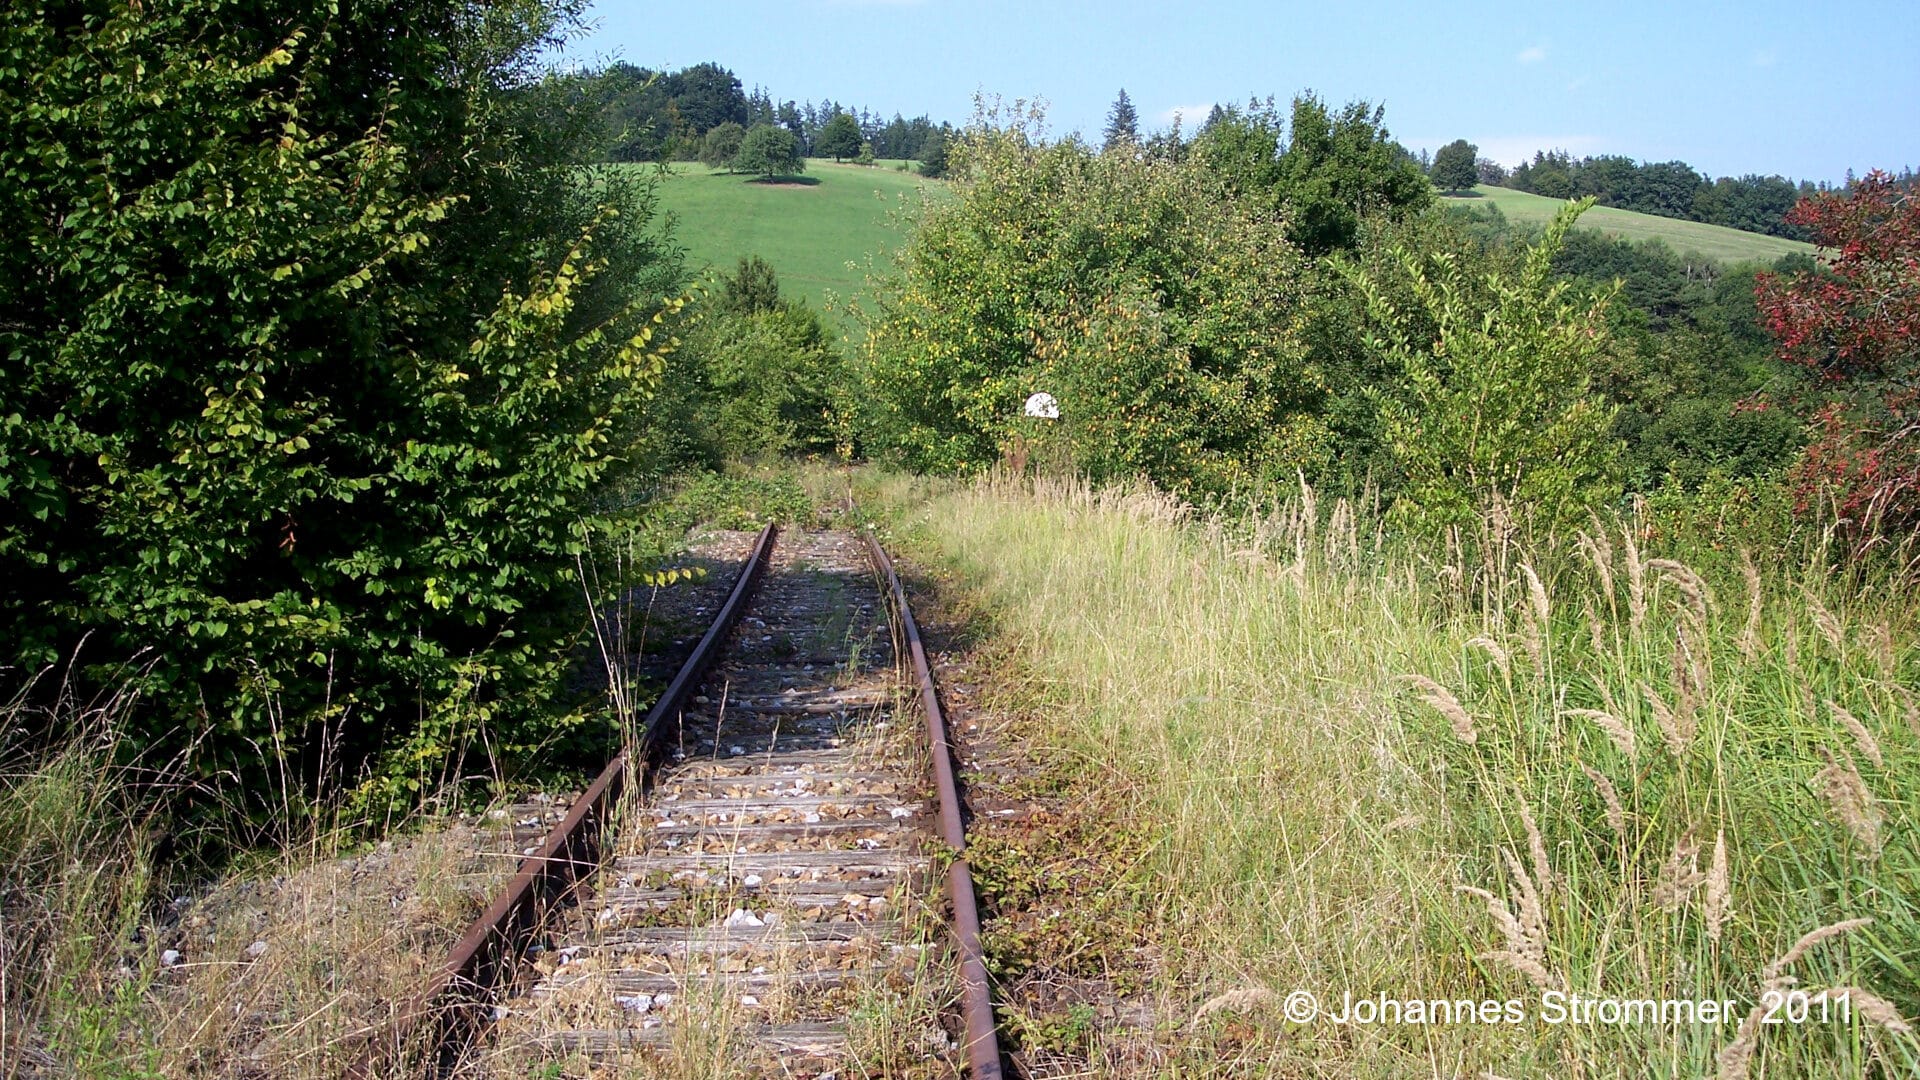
[357,525,1001,1078]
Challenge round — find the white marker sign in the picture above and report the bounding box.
[1023,392,1060,419]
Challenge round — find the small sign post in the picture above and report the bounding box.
[1009,391,1059,477]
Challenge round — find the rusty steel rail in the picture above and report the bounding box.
[349,522,778,1078]
[865,533,1005,1080]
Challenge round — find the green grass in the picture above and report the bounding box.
[863,470,1918,1077]
[1442,184,1816,265]
[639,159,941,331]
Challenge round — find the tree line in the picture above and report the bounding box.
[590,60,955,171]
[1424,141,1912,242]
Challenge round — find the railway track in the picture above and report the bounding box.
[357,524,1000,1078]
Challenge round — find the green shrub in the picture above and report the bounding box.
[0,0,685,818]
[1339,201,1624,531]
[859,106,1315,495]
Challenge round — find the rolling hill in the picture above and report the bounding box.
[636,160,940,330]
[634,163,1813,340]
[1439,185,1815,265]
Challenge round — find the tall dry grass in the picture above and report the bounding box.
[0,679,511,1079]
[872,471,1917,1078]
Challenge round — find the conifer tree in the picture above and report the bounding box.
[1103,89,1140,151]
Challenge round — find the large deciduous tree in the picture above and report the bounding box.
[1757,172,1920,543]
[1431,139,1479,193]
[1191,95,1432,256]
[815,111,863,161]
[735,123,805,177]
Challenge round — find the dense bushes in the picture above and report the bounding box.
[861,109,1629,520]
[0,0,684,815]
[858,109,1316,494]
[631,258,846,473]
[1339,203,1624,529]
[1758,173,1920,547]
[859,108,1916,553]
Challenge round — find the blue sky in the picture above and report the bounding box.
[569,1,1917,184]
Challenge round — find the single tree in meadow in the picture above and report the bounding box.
[816,111,863,161]
[1103,89,1140,151]
[700,121,745,171]
[1431,138,1479,193]
[735,123,804,178]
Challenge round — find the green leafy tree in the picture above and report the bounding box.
[1103,89,1140,151]
[735,123,804,178]
[0,0,685,813]
[682,259,842,457]
[815,111,863,161]
[1431,138,1479,193]
[700,120,746,171]
[918,130,951,178]
[856,140,877,166]
[1276,95,1433,255]
[862,105,1315,493]
[721,256,783,314]
[1192,95,1431,255]
[1338,201,1623,529]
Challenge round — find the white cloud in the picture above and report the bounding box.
[1469,135,1608,167]
[1752,48,1777,67]
[1516,44,1548,65]
[1159,103,1216,127]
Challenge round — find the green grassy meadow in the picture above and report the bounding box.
[641,159,940,329]
[1442,184,1816,264]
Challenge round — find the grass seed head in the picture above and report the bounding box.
[1815,752,1883,854]
[1737,549,1763,662]
[1579,762,1628,843]
[1402,674,1476,744]
[1649,557,1713,629]
[1653,827,1704,911]
[1805,589,1846,654]
[1704,829,1732,943]
[1717,1004,1767,1080]
[1567,707,1637,761]
[1513,792,1557,898]
[1763,917,1874,992]
[1623,527,1648,634]
[1828,986,1912,1036]
[1467,635,1511,677]
[1577,521,1617,601]
[1640,679,1695,758]
[1828,701,1884,769]
[1498,846,1549,961]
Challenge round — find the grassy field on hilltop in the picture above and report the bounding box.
[639,159,940,328]
[1442,184,1816,264]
